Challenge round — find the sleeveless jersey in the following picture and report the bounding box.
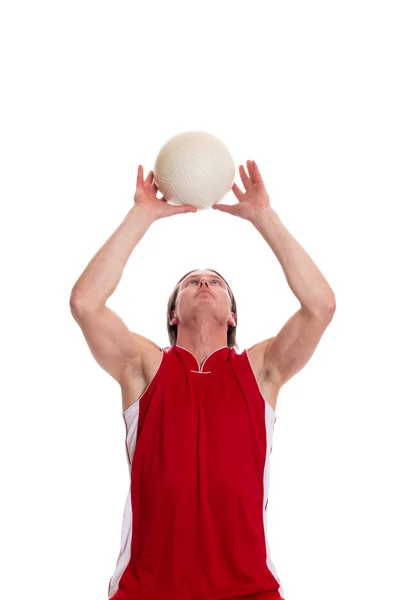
[108,345,285,600]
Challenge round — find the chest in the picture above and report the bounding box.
[121,347,279,415]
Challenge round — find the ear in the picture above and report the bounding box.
[229,312,236,327]
[170,311,178,326]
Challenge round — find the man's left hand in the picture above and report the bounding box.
[212,160,271,222]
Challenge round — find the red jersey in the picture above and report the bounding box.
[108,345,285,600]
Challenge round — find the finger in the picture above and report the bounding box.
[151,173,158,192]
[145,170,154,184]
[239,164,251,190]
[173,205,198,214]
[212,204,232,214]
[137,165,144,183]
[250,160,264,185]
[246,160,254,182]
[232,182,244,200]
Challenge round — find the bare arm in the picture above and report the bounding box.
[69,205,157,382]
[69,166,196,384]
[70,204,155,309]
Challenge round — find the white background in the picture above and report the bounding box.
[1,1,399,599]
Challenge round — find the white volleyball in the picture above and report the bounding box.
[154,131,235,210]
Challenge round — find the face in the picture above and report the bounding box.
[171,270,235,326]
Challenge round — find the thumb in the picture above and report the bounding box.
[212,204,232,214]
[173,205,198,215]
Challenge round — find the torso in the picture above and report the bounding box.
[120,341,280,415]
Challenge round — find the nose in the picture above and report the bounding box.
[196,277,213,296]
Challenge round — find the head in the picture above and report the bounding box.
[167,268,238,349]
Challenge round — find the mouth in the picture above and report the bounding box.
[197,290,213,297]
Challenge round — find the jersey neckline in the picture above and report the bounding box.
[172,345,231,373]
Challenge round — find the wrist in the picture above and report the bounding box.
[127,203,157,225]
[249,205,276,228]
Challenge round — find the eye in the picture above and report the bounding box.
[187,279,221,285]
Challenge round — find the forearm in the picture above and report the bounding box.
[251,207,336,315]
[70,204,155,310]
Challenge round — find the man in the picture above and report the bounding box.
[70,160,336,599]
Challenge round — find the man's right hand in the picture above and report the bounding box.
[134,165,198,221]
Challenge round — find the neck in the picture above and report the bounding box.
[176,326,228,365]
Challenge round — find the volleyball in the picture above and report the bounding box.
[153,131,235,210]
